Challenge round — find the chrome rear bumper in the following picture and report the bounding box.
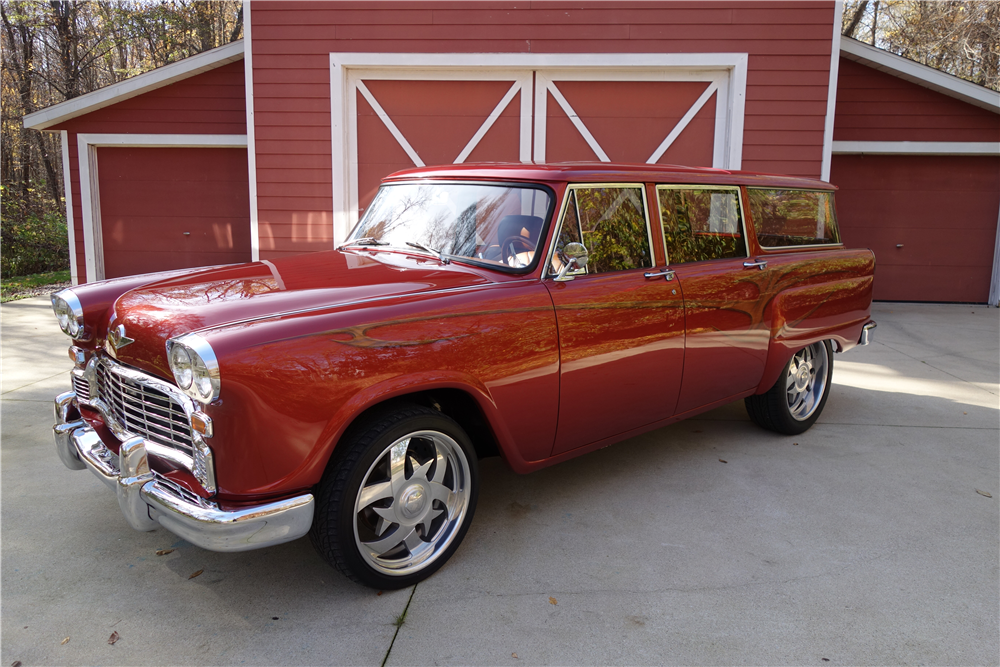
[53,391,314,552]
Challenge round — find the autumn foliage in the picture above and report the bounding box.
[0,0,242,278]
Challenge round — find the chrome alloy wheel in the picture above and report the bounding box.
[786,341,830,421]
[353,429,472,576]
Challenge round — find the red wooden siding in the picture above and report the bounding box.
[834,58,1000,143]
[357,80,522,210]
[97,147,251,279]
[832,154,999,303]
[251,1,838,259]
[54,61,246,284]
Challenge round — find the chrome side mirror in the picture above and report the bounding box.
[553,242,589,282]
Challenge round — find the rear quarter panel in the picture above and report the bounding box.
[752,248,876,394]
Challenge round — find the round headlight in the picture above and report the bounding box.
[51,291,84,338]
[166,335,220,404]
[170,344,194,389]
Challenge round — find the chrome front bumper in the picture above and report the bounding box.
[53,391,315,552]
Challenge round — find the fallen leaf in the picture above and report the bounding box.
[512,653,519,659]
[963,412,967,415]
[108,631,120,645]
[976,489,993,498]
[377,590,383,596]
[13,661,22,667]
[60,637,70,645]
[719,459,727,464]
[548,597,557,605]
[188,569,204,579]
[155,548,175,556]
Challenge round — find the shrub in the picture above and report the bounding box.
[1,183,70,278]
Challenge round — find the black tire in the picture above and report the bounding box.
[309,404,479,589]
[745,340,834,436]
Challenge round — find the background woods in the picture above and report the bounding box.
[0,0,242,277]
[843,0,1000,90]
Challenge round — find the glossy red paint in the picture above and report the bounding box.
[60,163,873,504]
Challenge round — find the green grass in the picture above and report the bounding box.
[1,269,71,303]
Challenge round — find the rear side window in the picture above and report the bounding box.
[657,186,747,264]
[748,189,841,248]
[552,185,652,275]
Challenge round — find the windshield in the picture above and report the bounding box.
[349,182,554,270]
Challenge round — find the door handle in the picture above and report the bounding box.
[743,259,767,270]
[644,269,675,281]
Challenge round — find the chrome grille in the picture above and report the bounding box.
[96,360,194,457]
[153,474,217,509]
[72,374,91,401]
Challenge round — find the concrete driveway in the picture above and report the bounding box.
[2,296,997,666]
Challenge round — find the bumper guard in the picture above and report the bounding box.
[53,391,315,552]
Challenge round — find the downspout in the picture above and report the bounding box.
[989,203,1000,306]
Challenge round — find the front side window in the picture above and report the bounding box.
[748,189,841,248]
[350,182,553,270]
[657,186,747,264]
[551,186,652,276]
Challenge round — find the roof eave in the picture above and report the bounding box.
[23,40,245,131]
[840,37,999,114]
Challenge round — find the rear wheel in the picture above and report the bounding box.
[310,405,478,589]
[745,340,833,435]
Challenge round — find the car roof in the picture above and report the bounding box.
[381,162,837,191]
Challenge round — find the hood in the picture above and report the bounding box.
[106,249,492,377]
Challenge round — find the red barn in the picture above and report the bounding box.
[24,2,1000,304]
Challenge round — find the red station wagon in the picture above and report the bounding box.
[51,163,876,589]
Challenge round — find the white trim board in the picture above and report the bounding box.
[841,37,1000,114]
[821,1,844,182]
[76,133,248,282]
[59,130,79,285]
[24,41,245,131]
[330,52,749,245]
[832,141,1000,155]
[242,0,259,262]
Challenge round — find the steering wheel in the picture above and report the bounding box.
[500,235,536,267]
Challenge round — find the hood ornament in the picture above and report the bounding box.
[107,324,135,351]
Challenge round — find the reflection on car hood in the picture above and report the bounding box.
[108,249,491,376]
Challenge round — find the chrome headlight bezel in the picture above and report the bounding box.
[51,289,85,339]
[165,334,220,404]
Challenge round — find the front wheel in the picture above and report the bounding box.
[745,340,834,435]
[310,405,478,589]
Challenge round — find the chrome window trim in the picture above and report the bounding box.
[745,187,843,250]
[655,184,750,266]
[544,182,654,279]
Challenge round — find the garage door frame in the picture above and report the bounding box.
[330,52,749,245]
[77,133,249,282]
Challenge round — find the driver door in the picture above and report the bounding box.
[544,184,686,457]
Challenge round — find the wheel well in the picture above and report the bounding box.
[340,389,501,461]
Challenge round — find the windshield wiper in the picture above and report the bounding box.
[406,241,450,264]
[338,237,389,250]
